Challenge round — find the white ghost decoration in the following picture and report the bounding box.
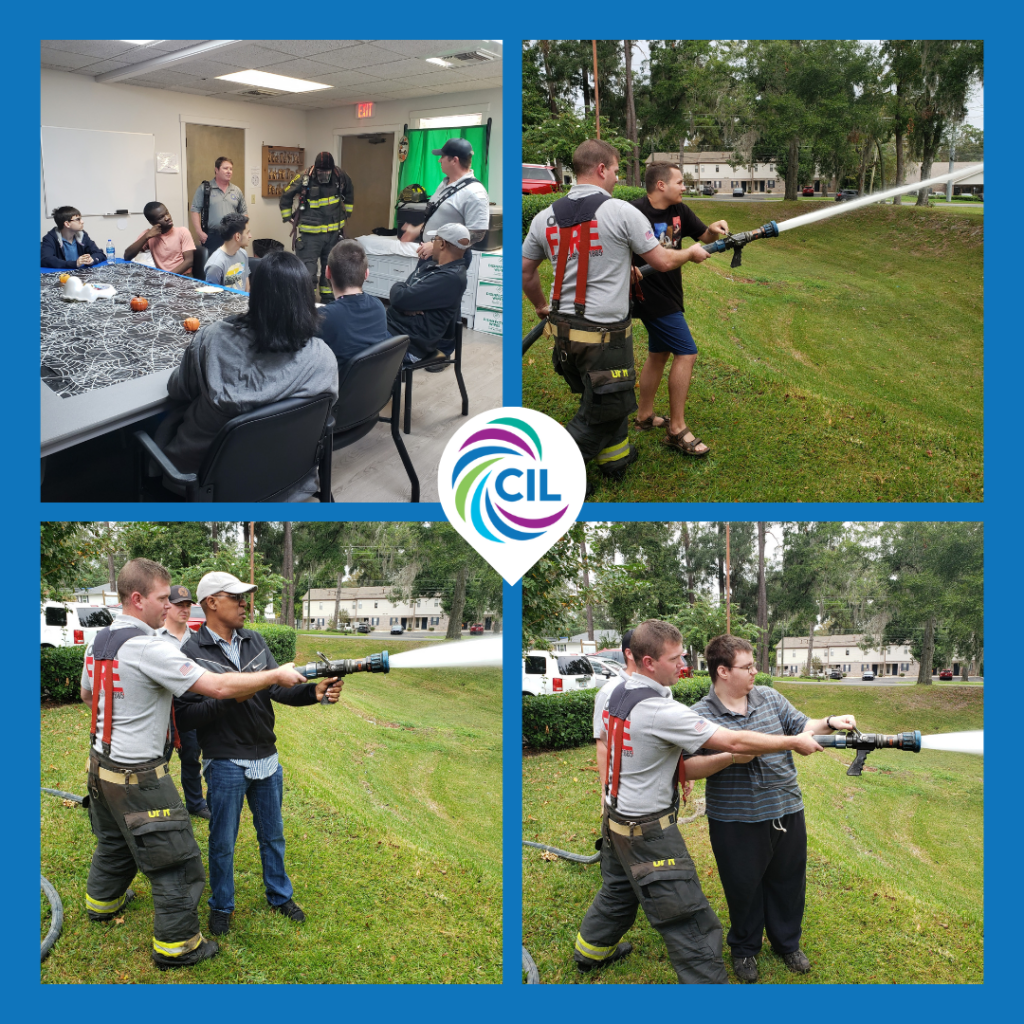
[61,276,117,303]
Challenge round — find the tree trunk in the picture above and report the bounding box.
[333,571,343,630]
[716,524,725,602]
[917,616,935,684]
[757,523,768,673]
[624,41,640,187]
[681,523,695,604]
[446,566,468,640]
[857,137,872,196]
[209,522,220,553]
[804,620,816,677]
[893,125,906,205]
[579,535,594,641]
[785,135,800,201]
[282,522,294,628]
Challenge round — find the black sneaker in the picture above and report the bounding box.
[425,358,451,373]
[269,898,306,923]
[209,909,232,935]
[88,887,135,922]
[575,941,633,973]
[190,805,212,820]
[598,445,639,482]
[732,954,759,983]
[152,937,219,971]
[782,949,811,973]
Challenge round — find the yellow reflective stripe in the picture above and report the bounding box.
[575,932,618,959]
[280,209,293,220]
[86,891,129,913]
[307,196,340,209]
[153,931,203,957]
[298,222,342,234]
[596,439,630,464]
[344,204,354,213]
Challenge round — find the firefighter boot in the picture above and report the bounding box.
[152,937,220,971]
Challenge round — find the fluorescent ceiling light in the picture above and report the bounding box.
[425,57,452,68]
[216,69,330,93]
[120,40,162,44]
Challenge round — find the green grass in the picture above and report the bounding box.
[523,200,983,502]
[41,636,501,984]
[522,684,982,984]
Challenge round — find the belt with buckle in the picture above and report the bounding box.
[607,810,677,838]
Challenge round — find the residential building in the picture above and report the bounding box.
[774,633,918,678]
[296,586,450,631]
[644,151,781,194]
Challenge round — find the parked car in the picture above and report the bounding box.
[41,601,114,649]
[802,185,815,196]
[522,163,559,195]
[702,184,717,196]
[939,669,954,680]
[829,670,844,680]
[470,623,485,635]
[861,670,875,680]
[356,622,372,634]
[732,186,745,197]
[587,655,627,681]
[595,648,626,666]
[836,188,859,202]
[390,625,404,635]
[522,651,596,696]
[188,603,206,632]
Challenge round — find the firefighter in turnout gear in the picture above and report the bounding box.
[279,150,354,301]
[80,558,308,970]
[522,140,713,487]
[578,620,824,983]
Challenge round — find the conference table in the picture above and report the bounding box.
[40,259,248,457]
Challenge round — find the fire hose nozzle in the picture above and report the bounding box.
[813,728,922,775]
[296,649,390,703]
[702,221,779,267]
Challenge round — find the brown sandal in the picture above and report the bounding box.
[664,427,710,457]
[634,413,669,431]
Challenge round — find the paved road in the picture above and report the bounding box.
[779,678,983,688]
[298,631,492,642]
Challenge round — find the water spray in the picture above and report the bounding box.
[813,728,921,776]
[296,650,389,704]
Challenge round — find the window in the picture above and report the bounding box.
[45,607,68,627]
[845,650,849,656]
[524,656,546,675]
[768,179,775,188]
[418,113,483,129]
[430,617,439,625]
[358,602,362,609]
[715,165,719,172]
[434,600,440,607]
[731,180,737,188]
[372,617,379,626]
[374,602,378,609]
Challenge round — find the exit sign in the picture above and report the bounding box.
[356,102,374,119]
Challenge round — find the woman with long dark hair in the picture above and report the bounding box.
[162,250,338,499]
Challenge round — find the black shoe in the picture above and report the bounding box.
[425,359,451,373]
[209,909,232,935]
[152,937,219,971]
[575,941,633,973]
[732,954,759,983]
[782,949,811,973]
[269,898,306,923]
[87,887,135,922]
[598,445,639,482]
[190,805,212,820]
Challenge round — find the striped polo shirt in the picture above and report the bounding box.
[687,685,808,823]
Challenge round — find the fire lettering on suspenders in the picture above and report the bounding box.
[545,219,603,260]
[86,655,125,697]
[602,708,634,755]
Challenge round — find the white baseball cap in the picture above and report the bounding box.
[197,571,257,602]
[432,222,472,250]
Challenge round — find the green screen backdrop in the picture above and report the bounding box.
[395,125,489,225]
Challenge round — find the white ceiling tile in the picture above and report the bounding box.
[369,40,489,58]
[310,43,403,70]
[78,59,131,74]
[252,40,366,57]
[241,57,340,77]
[40,48,100,70]
[42,40,136,59]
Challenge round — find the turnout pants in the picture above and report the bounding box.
[296,230,340,301]
[708,811,807,958]
[546,315,637,477]
[85,752,206,959]
[576,806,728,984]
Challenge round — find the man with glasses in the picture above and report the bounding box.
[174,572,342,938]
[41,205,108,268]
[684,635,857,982]
[576,619,827,983]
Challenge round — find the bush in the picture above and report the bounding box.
[41,646,86,703]
[754,672,775,689]
[244,621,297,664]
[670,677,712,706]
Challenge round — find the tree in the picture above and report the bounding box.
[41,523,95,602]
[671,596,761,670]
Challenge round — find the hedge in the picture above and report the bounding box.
[244,622,297,664]
[523,677,714,750]
[41,646,87,703]
[522,184,652,238]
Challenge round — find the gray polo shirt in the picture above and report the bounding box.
[686,685,808,823]
[523,184,659,323]
[596,672,719,817]
[422,174,490,239]
[190,180,247,233]
[81,615,206,763]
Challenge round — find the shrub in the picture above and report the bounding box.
[41,646,87,703]
[244,621,297,664]
[671,677,712,706]
[754,672,775,689]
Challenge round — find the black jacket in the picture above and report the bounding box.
[41,226,108,269]
[174,627,319,761]
[386,260,467,359]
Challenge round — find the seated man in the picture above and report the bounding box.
[318,239,389,373]
[386,222,469,367]
[124,202,195,275]
[41,206,107,269]
[204,213,251,291]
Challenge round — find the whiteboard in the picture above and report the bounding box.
[41,126,156,217]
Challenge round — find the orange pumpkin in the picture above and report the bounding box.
[130,295,148,312]
[59,273,71,284]
[183,317,201,332]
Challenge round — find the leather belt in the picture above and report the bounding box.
[607,810,677,838]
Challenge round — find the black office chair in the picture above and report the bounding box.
[191,243,208,283]
[134,394,334,502]
[332,333,419,503]
[401,315,469,435]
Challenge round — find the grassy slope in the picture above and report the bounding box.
[522,685,982,984]
[522,201,983,502]
[41,636,501,984]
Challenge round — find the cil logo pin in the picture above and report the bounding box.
[438,408,586,584]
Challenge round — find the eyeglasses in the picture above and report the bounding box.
[732,663,758,674]
[215,592,249,604]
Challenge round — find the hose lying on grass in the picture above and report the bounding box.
[522,946,540,984]
[42,787,86,804]
[41,876,63,961]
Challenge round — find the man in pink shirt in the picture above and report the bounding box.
[124,202,196,275]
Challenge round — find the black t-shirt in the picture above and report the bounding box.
[318,292,390,369]
[629,197,707,319]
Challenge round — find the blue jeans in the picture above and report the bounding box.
[204,760,293,913]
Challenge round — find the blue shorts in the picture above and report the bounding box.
[641,312,698,356]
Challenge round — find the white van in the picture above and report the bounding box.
[41,602,114,649]
[522,650,596,697]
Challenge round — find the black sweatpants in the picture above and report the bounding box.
[708,810,807,958]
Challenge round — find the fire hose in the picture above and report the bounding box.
[41,876,63,961]
[814,728,921,776]
[295,650,390,703]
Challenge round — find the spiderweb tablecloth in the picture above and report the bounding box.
[40,263,250,399]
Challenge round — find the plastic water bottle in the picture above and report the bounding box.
[105,239,115,262]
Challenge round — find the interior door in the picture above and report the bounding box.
[340,133,395,239]
[184,123,245,245]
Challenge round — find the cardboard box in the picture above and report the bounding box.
[474,309,502,336]
[476,280,503,311]
[478,252,502,283]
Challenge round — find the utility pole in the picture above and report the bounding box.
[592,41,600,139]
[725,524,732,634]
[579,532,594,642]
